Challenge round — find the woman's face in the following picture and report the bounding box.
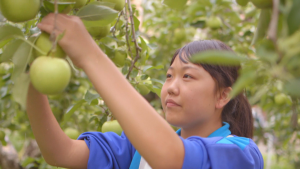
[161,56,219,129]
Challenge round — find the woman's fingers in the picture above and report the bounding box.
[37,14,73,39]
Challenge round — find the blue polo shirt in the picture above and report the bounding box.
[78,122,264,168]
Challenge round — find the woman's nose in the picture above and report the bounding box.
[167,80,179,95]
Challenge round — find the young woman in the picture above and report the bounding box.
[26,13,264,169]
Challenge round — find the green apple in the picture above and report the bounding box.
[174,29,186,43]
[236,0,249,6]
[87,25,111,39]
[163,0,187,10]
[137,84,150,96]
[251,0,272,9]
[30,56,71,95]
[102,120,123,135]
[102,0,125,11]
[64,128,80,139]
[35,32,66,58]
[75,0,87,8]
[34,33,65,57]
[274,93,289,105]
[111,51,126,67]
[0,0,40,23]
[206,16,223,29]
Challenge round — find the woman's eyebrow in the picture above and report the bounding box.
[168,66,198,71]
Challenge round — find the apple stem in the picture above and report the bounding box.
[48,0,59,57]
[125,0,142,80]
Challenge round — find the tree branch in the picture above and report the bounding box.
[267,0,279,42]
[267,0,284,62]
[291,98,298,129]
[124,7,134,62]
[111,11,124,38]
[48,0,59,57]
[126,0,142,79]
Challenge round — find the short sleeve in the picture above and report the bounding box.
[77,131,136,169]
[179,136,264,169]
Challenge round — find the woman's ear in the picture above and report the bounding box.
[216,87,232,109]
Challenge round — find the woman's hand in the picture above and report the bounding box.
[37,13,100,69]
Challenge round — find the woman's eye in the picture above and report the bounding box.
[166,74,172,78]
[183,74,192,78]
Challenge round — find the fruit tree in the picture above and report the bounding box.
[0,0,299,168]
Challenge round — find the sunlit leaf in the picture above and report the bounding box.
[287,0,300,35]
[12,74,30,111]
[230,71,257,98]
[162,0,188,10]
[11,37,38,81]
[191,51,247,65]
[133,15,140,31]
[0,39,23,62]
[143,65,164,72]
[284,79,300,97]
[84,90,100,104]
[0,25,24,42]
[251,9,271,45]
[62,99,86,125]
[43,1,75,14]
[76,3,118,27]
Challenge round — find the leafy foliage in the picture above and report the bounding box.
[0,0,300,168]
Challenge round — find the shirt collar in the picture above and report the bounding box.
[176,122,231,138]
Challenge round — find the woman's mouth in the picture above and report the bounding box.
[166,99,180,107]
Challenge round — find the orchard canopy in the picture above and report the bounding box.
[0,0,300,168]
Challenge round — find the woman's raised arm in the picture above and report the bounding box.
[26,83,89,168]
[38,13,185,169]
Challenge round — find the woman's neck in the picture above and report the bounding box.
[180,118,223,139]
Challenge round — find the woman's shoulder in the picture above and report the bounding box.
[180,135,264,168]
[183,134,259,151]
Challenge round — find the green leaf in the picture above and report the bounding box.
[140,74,149,80]
[162,0,188,10]
[0,25,24,42]
[84,90,100,104]
[0,39,23,62]
[12,73,30,110]
[89,1,116,9]
[130,69,138,78]
[151,78,165,86]
[143,65,164,72]
[251,9,271,45]
[21,157,36,167]
[284,79,300,97]
[43,1,75,14]
[122,64,128,74]
[89,115,98,123]
[230,71,257,98]
[62,99,86,125]
[191,51,247,65]
[150,85,161,97]
[133,15,140,31]
[76,3,119,27]
[0,39,12,49]
[287,0,300,35]
[11,37,38,81]
[0,86,8,98]
[140,37,148,53]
